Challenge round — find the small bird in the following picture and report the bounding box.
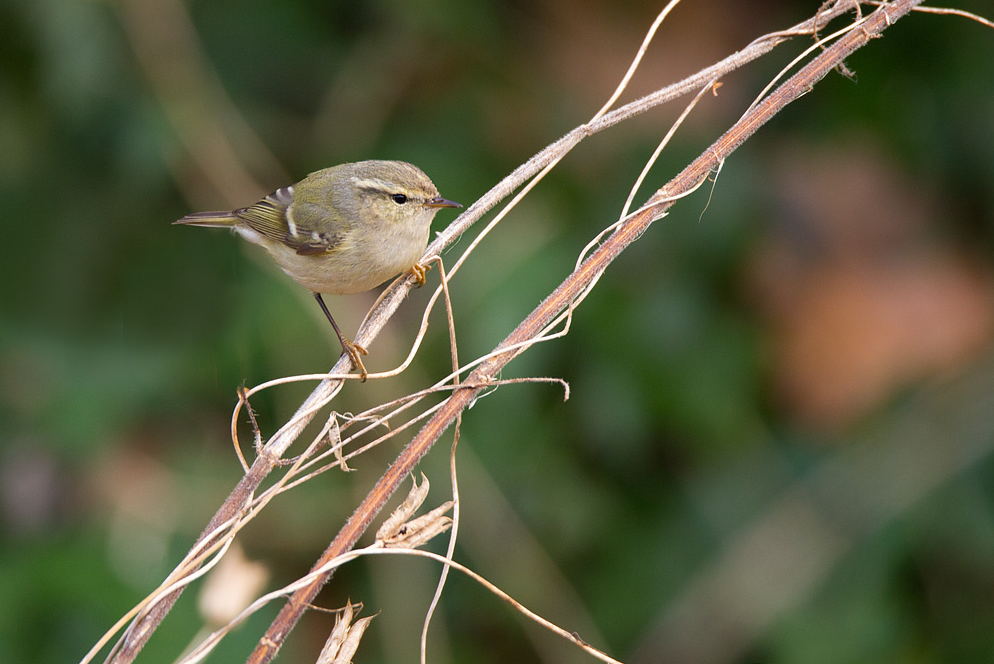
[175,160,461,379]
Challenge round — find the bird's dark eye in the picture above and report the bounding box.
[391,193,408,205]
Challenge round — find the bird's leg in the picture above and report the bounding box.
[313,293,368,380]
[409,261,431,287]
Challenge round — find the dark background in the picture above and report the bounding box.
[2,1,994,663]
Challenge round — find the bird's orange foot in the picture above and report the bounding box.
[410,262,432,287]
[341,337,369,381]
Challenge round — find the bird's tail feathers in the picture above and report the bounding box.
[174,211,239,228]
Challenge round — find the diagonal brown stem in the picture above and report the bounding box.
[247,1,923,661]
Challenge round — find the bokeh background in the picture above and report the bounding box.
[2,0,994,663]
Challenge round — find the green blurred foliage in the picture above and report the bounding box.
[2,0,994,663]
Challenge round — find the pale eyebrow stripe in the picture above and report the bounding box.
[352,177,396,193]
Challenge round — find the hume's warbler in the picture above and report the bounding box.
[175,160,461,379]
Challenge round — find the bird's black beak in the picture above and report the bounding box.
[426,196,462,209]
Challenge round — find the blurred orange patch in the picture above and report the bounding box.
[749,142,994,429]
